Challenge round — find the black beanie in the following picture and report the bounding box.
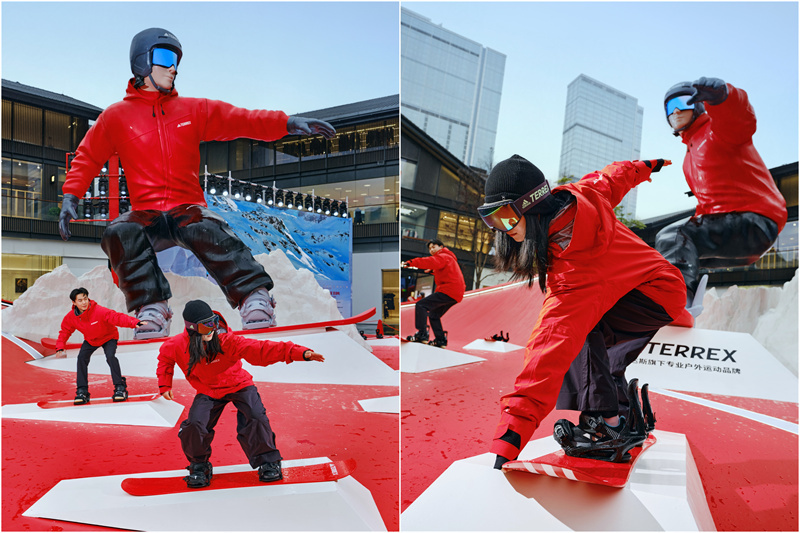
[183,300,214,324]
[484,154,559,213]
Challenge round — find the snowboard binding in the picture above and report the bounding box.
[406,326,429,344]
[184,461,213,488]
[428,330,448,348]
[553,379,650,463]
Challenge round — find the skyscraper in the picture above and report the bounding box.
[401,8,506,171]
[559,74,644,217]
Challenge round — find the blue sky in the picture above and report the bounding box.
[1,2,399,114]
[404,1,798,219]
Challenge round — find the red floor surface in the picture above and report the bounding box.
[400,286,799,531]
[2,336,399,531]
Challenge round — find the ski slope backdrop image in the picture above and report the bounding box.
[156,194,353,315]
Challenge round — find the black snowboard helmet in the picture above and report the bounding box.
[130,28,183,92]
[664,81,705,135]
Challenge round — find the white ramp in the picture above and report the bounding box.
[358,396,399,414]
[27,330,398,387]
[23,457,386,531]
[462,339,525,353]
[400,342,486,373]
[631,326,797,402]
[402,430,714,531]
[2,396,184,428]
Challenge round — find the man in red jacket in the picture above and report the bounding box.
[55,287,143,404]
[402,239,466,347]
[157,300,324,488]
[657,77,787,315]
[58,28,336,340]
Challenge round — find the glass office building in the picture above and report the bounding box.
[401,7,505,171]
[559,74,644,218]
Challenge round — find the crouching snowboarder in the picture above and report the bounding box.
[477,155,688,468]
[157,299,325,487]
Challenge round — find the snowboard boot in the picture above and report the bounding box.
[406,327,429,343]
[74,387,90,405]
[184,461,213,488]
[134,301,173,340]
[239,287,277,330]
[641,382,656,435]
[258,460,282,482]
[112,377,128,402]
[429,331,448,348]
[553,379,648,463]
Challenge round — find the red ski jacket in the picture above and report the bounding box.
[679,84,786,231]
[63,80,289,211]
[157,326,310,399]
[406,247,466,303]
[491,161,687,461]
[56,300,140,350]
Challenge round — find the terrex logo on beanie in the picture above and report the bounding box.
[485,154,547,204]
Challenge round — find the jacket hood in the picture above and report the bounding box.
[123,78,179,103]
[678,112,710,143]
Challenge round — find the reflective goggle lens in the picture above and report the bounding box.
[187,315,219,335]
[478,203,521,232]
[152,47,178,69]
[666,95,694,116]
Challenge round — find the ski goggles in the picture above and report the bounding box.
[151,47,179,69]
[185,314,219,335]
[478,181,551,232]
[665,95,695,116]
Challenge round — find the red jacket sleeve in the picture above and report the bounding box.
[97,306,140,329]
[156,342,177,393]
[62,113,116,199]
[231,335,309,367]
[55,312,76,351]
[407,253,449,271]
[583,160,654,209]
[199,99,289,143]
[706,84,757,145]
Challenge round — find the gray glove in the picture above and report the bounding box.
[687,77,728,106]
[286,116,336,139]
[58,193,80,241]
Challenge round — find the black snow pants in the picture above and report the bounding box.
[415,292,458,340]
[101,204,273,312]
[179,385,281,468]
[655,212,778,296]
[556,289,673,418]
[76,339,124,389]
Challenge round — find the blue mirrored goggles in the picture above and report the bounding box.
[185,314,219,335]
[151,47,179,69]
[665,95,694,116]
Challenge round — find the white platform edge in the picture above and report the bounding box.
[400,342,486,373]
[462,339,525,353]
[401,430,715,531]
[23,457,387,531]
[2,331,44,359]
[2,396,184,428]
[357,396,399,414]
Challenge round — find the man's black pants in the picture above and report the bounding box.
[414,292,458,340]
[76,339,123,389]
[178,385,281,468]
[101,204,273,312]
[556,289,674,418]
[655,212,778,296]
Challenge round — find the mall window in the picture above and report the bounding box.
[44,110,71,151]
[12,102,42,145]
[401,202,429,240]
[2,100,11,140]
[401,159,417,189]
[1,253,62,302]
[2,158,43,219]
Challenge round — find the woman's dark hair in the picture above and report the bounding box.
[186,330,223,376]
[493,190,572,293]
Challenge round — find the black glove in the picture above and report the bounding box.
[286,116,336,139]
[639,159,671,173]
[687,77,728,106]
[58,193,80,241]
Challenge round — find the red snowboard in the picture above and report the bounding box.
[121,459,356,496]
[41,307,376,350]
[37,393,161,409]
[502,434,656,488]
